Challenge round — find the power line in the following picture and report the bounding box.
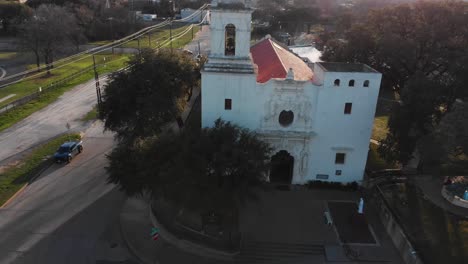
[0,4,209,88]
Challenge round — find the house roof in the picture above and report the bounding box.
[250,37,314,83]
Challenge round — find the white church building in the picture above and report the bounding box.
[201,0,382,185]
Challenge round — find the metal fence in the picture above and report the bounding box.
[0,64,104,115]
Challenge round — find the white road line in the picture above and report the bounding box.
[0,94,16,103]
[0,66,6,80]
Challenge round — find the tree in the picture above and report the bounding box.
[67,19,87,52]
[100,49,198,141]
[322,1,468,164]
[417,100,468,174]
[18,17,42,69]
[107,119,272,211]
[18,4,83,71]
[0,2,32,34]
[26,0,90,8]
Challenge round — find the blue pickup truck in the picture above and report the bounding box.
[53,141,83,163]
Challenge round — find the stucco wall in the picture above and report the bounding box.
[210,9,252,58]
[201,67,381,184]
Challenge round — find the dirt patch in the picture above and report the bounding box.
[0,160,22,174]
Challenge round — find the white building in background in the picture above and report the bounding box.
[201,0,381,185]
[289,45,323,63]
[181,8,210,23]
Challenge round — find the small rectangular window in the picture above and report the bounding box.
[224,99,232,110]
[316,174,329,180]
[335,170,342,176]
[344,103,352,114]
[335,153,346,164]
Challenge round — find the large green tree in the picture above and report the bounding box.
[107,119,272,211]
[322,1,468,165]
[100,49,198,141]
[417,100,468,174]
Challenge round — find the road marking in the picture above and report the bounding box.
[0,94,15,103]
[0,66,6,80]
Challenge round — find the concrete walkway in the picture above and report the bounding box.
[414,175,468,217]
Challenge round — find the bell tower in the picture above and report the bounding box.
[204,0,255,73]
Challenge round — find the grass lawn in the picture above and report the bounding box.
[366,143,397,171]
[372,89,397,142]
[0,53,130,107]
[371,115,389,142]
[0,133,81,206]
[81,105,98,122]
[0,54,131,132]
[0,52,17,60]
[91,24,199,50]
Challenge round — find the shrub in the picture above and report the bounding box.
[306,180,358,191]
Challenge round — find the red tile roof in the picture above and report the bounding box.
[250,38,314,83]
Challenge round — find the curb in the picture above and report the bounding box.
[0,130,87,209]
[0,182,28,209]
[119,199,159,264]
[149,203,237,261]
[0,160,53,208]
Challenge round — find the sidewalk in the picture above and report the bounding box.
[120,197,233,264]
[414,175,468,217]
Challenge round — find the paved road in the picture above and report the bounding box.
[0,76,108,165]
[0,66,6,79]
[0,25,212,264]
[185,25,210,56]
[0,25,212,165]
[0,122,137,264]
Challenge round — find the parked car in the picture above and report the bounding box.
[53,141,83,163]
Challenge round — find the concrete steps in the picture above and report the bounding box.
[235,240,325,263]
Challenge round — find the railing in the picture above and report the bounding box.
[0,64,104,115]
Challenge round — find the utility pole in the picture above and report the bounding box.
[191,26,194,40]
[200,8,203,30]
[170,21,173,53]
[137,38,141,56]
[198,40,201,56]
[92,55,102,112]
[148,34,151,48]
[108,17,114,54]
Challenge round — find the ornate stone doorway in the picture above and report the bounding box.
[270,150,294,184]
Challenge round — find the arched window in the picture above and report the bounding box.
[225,24,236,56]
[363,80,370,87]
[349,80,355,87]
[334,79,340,86]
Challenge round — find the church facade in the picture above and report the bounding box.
[201,0,382,185]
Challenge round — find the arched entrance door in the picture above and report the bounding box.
[270,150,294,184]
